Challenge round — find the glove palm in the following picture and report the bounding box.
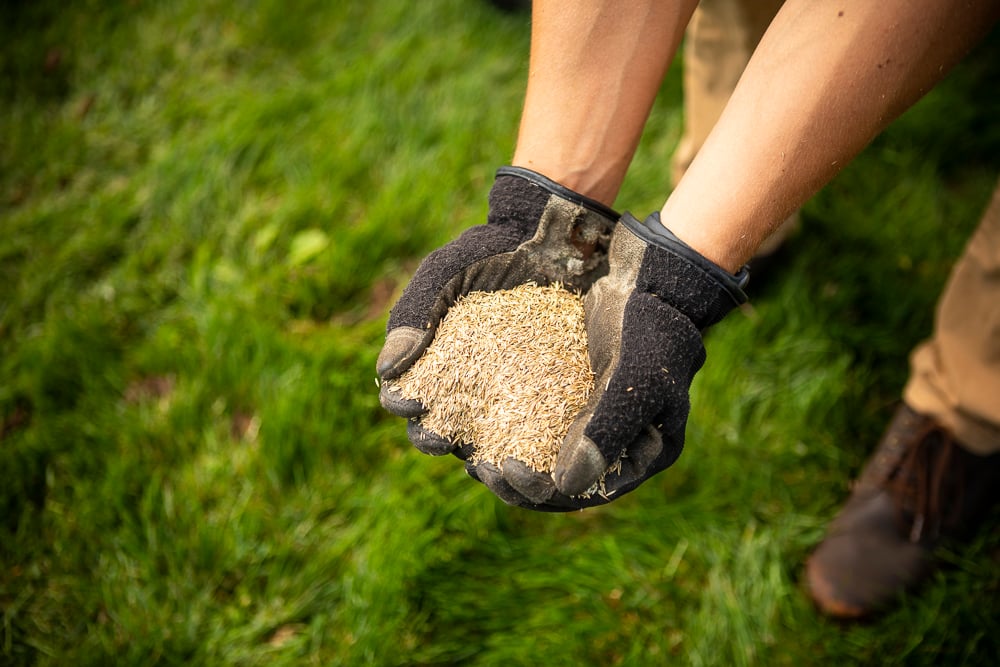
[378,167,617,458]
[500,212,748,509]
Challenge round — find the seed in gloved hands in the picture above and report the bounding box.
[387,283,594,474]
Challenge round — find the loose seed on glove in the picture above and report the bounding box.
[389,283,594,474]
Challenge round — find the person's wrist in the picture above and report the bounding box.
[655,215,751,275]
[619,212,747,329]
[495,166,620,222]
[627,213,748,288]
[509,156,623,207]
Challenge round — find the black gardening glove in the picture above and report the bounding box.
[377,167,618,458]
[493,212,748,510]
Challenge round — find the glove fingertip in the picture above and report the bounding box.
[379,382,426,418]
[553,435,608,497]
[502,457,556,505]
[406,420,457,456]
[476,461,533,507]
[377,326,430,379]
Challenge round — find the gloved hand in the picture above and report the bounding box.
[377,167,618,458]
[494,211,748,510]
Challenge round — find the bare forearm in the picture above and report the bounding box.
[512,0,698,205]
[664,0,1000,272]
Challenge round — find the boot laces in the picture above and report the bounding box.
[884,421,964,544]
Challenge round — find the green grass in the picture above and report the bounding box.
[2,2,999,665]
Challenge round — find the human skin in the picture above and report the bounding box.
[511,0,699,205]
[512,0,1000,272]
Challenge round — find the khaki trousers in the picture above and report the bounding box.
[904,182,1000,455]
[677,0,1000,454]
[673,0,793,256]
[671,0,784,186]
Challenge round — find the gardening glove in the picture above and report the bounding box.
[377,166,618,457]
[496,211,748,510]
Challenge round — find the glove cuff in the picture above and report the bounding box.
[495,166,620,222]
[621,211,748,328]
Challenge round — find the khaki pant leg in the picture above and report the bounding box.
[672,0,784,185]
[673,0,792,255]
[904,179,1000,455]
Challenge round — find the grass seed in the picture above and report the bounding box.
[392,283,594,474]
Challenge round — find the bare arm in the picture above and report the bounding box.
[663,0,1000,272]
[509,1,999,260]
[511,0,698,205]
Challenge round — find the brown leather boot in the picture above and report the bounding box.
[805,404,1000,619]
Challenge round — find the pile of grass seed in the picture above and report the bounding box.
[392,283,594,474]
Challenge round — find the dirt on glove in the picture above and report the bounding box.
[390,282,594,474]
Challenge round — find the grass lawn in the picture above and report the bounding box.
[2,1,999,665]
